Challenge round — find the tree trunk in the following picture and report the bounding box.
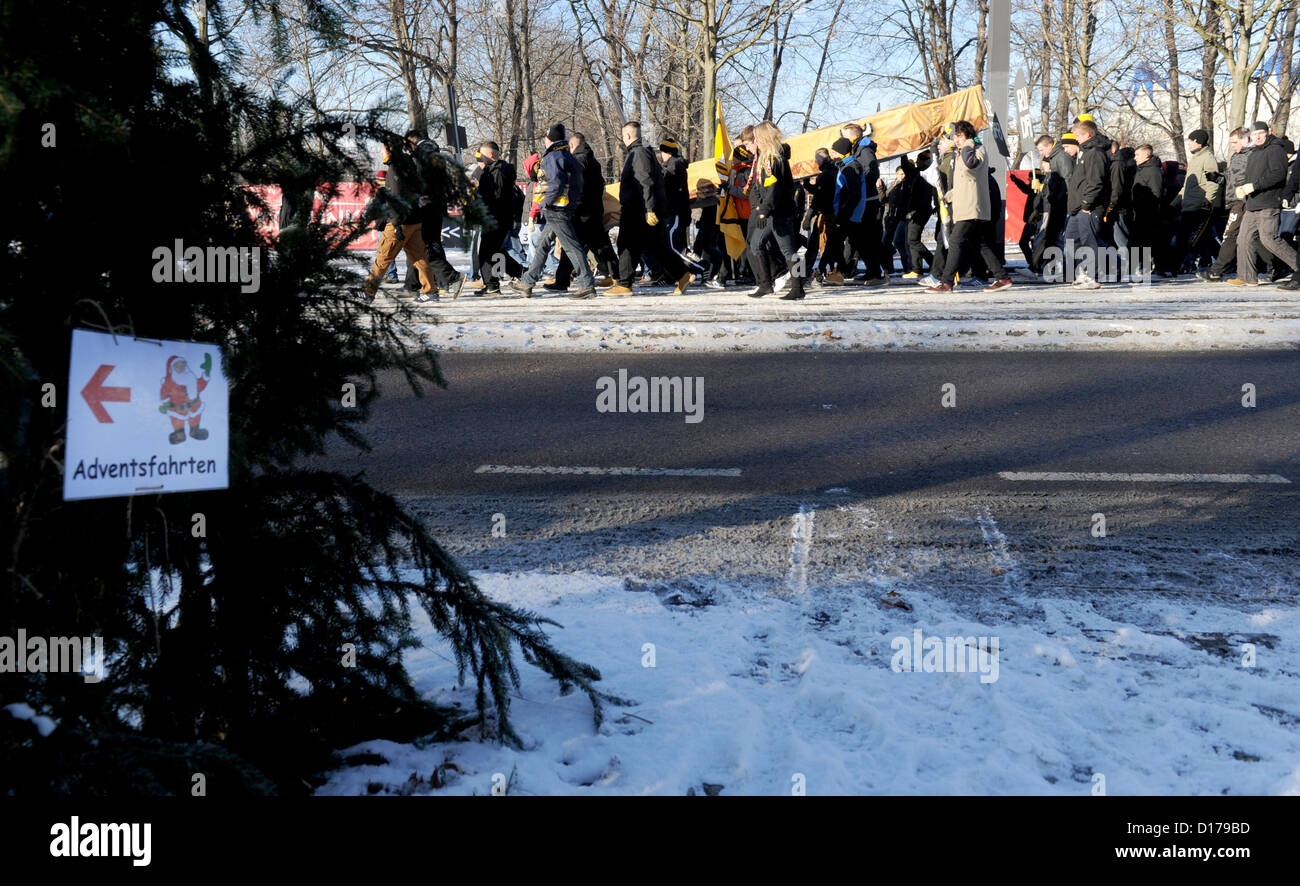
[1273,5,1298,135]
[1200,3,1221,133]
[1164,0,1185,163]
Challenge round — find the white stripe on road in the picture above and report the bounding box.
[475,464,742,477]
[999,471,1291,484]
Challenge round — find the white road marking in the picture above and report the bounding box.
[999,471,1291,484]
[475,464,742,477]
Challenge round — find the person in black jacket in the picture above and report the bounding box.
[551,132,617,290]
[1106,144,1137,256]
[510,122,597,298]
[402,129,465,299]
[747,121,807,299]
[1231,121,1297,287]
[882,166,911,273]
[1063,119,1110,287]
[606,121,692,296]
[659,138,693,262]
[1129,145,1164,277]
[474,141,523,293]
[840,122,885,281]
[804,148,838,280]
[904,151,938,277]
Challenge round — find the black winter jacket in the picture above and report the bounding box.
[753,151,797,219]
[1067,137,1110,214]
[1131,156,1164,224]
[619,138,668,215]
[571,143,607,223]
[1244,134,1291,210]
[477,158,518,226]
[663,155,690,220]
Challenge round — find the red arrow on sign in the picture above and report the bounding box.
[81,364,131,423]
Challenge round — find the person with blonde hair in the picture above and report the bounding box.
[746,121,807,299]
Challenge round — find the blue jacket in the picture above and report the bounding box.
[539,143,583,213]
[833,155,868,224]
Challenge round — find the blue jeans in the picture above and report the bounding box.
[523,210,594,289]
[1063,211,1102,278]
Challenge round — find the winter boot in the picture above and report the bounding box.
[747,252,775,298]
[779,275,806,300]
[189,426,209,440]
[168,428,186,445]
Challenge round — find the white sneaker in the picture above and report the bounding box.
[704,278,724,290]
[1074,273,1101,290]
[1275,273,1293,283]
[918,274,940,287]
[774,272,791,293]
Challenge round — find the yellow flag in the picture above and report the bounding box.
[714,99,748,261]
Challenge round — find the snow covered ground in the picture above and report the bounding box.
[347,249,1300,352]
[317,493,1300,797]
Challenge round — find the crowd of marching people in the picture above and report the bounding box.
[360,110,1300,302]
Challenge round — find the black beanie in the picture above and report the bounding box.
[1188,128,1210,147]
[1251,120,1270,133]
[831,137,854,155]
[546,122,566,143]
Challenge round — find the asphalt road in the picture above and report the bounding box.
[317,351,1300,497]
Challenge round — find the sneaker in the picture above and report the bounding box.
[672,271,693,296]
[448,274,465,299]
[413,291,440,303]
[824,270,846,285]
[925,282,953,293]
[602,284,635,296]
[774,272,792,293]
[593,276,615,288]
[901,271,920,280]
[1275,272,1293,283]
[918,274,940,287]
[1227,278,1257,286]
[984,278,1014,292]
[1074,274,1100,290]
[863,276,889,288]
[571,288,597,299]
[1195,270,1223,282]
[958,277,984,289]
[543,280,569,292]
[510,279,534,297]
[704,278,725,290]
[1280,276,1300,290]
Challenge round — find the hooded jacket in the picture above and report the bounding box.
[810,155,837,214]
[539,141,582,214]
[1244,134,1291,211]
[833,155,868,224]
[1131,155,1164,224]
[850,136,882,209]
[477,157,519,226]
[1067,135,1110,214]
[570,142,607,223]
[663,153,691,220]
[1046,143,1073,206]
[1227,145,1252,198]
[1109,147,1137,214]
[619,137,668,215]
[1180,143,1222,213]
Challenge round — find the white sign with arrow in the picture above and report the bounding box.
[64,329,229,501]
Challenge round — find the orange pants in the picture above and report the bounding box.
[367,223,435,294]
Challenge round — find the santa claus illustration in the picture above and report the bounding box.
[159,353,212,444]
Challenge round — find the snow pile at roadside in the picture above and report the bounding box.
[317,570,1300,796]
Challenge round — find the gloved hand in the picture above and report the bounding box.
[200,353,213,377]
[1235,183,1255,200]
[645,211,660,226]
[1205,170,1223,184]
[159,402,171,414]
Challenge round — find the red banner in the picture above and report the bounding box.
[246,183,381,250]
[1005,170,1030,245]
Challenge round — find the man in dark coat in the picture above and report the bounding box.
[1063,119,1110,287]
[552,131,617,290]
[1129,145,1165,277]
[402,129,465,298]
[659,137,693,261]
[1231,120,1297,287]
[474,141,523,293]
[510,122,597,298]
[605,121,692,296]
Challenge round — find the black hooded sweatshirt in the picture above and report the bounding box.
[1067,135,1111,215]
[1244,133,1291,211]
